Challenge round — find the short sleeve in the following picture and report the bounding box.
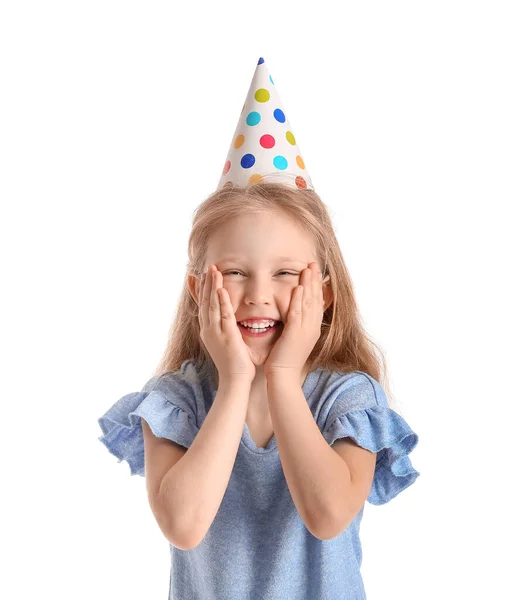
[322,372,420,505]
[97,363,200,477]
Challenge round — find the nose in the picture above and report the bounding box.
[242,276,276,305]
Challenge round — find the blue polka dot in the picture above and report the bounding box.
[246,112,261,126]
[258,57,264,65]
[241,154,256,169]
[269,75,274,85]
[273,155,288,170]
[273,108,286,123]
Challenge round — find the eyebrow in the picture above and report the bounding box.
[219,255,306,264]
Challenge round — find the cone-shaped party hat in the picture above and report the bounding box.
[217,57,313,191]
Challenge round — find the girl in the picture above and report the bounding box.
[98,59,420,600]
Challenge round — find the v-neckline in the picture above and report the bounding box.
[243,422,277,452]
[240,368,316,453]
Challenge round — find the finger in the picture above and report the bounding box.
[312,262,318,293]
[289,282,304,326]
[208,267,222,329]
[218,286,236,332]
[313,262,323,324]
[312,262,321,302]
[303,264,316,326]
[198,272,204,330]
[201,265,212,328]
[302,266,311,317]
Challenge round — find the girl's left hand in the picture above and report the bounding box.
[264,261,324,379]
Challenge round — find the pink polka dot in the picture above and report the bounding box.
[260,134,275,149]
[223,161,231,175]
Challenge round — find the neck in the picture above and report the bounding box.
[251,361,311,392]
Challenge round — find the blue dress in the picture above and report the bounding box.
[98,360,420,599]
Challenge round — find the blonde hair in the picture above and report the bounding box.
[154,182,393,405]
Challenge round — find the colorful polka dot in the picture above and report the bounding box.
[295,176,307,189]
[260,134,275,149]
[241,154,256,169]
[273,155,288,170]
[218,60,313,190]
[248,174,264,184]
[255,88,270,103]
[273,108,285,123]
[246,112,261,126]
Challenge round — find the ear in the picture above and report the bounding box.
[187,274,203,306]
[322,277,333,312]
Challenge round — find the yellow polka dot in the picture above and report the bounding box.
[234,134,245,149]
[254,88,270,103]
[248,173,264,184]
[286,131,296,145]
[296,155,305,169]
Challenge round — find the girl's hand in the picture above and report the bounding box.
[198,265,256,384]
[263,261,324,379]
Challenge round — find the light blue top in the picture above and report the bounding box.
[98,360,420,600]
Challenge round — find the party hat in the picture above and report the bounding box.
[217,57,313,191]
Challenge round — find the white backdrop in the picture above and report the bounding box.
[1,1,521,598]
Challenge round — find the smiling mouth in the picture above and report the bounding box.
[237,321,283,335]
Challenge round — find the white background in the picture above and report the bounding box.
[1,1,521,598]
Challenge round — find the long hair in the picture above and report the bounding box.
[154,182,394,406]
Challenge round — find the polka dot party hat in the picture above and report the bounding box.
[217,57,314,191]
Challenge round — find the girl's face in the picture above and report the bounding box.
[198,209,331,348]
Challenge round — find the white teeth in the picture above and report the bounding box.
[240,320,276,329]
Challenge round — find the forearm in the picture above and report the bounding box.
[159,378,251,548]
[266,373,352,539]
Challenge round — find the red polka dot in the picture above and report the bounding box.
[295,176,307,189]
[223,160,231,175]
[260,134,275,149]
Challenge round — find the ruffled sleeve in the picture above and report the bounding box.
[97,364,200,477]
[322,372,420,505]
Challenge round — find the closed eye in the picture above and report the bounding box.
[224,271,298,276]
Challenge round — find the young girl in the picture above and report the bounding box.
[98,58,420,599]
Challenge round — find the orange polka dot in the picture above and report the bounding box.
[234,135,245,149]
[223,160,231,175]
[248,174,264,184]
[295,176,307,189]
[296,155,305,169]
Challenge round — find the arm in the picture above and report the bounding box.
[266,374,376,540]
[158,378,251,549]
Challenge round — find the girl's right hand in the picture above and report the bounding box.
[198,265,256,384]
